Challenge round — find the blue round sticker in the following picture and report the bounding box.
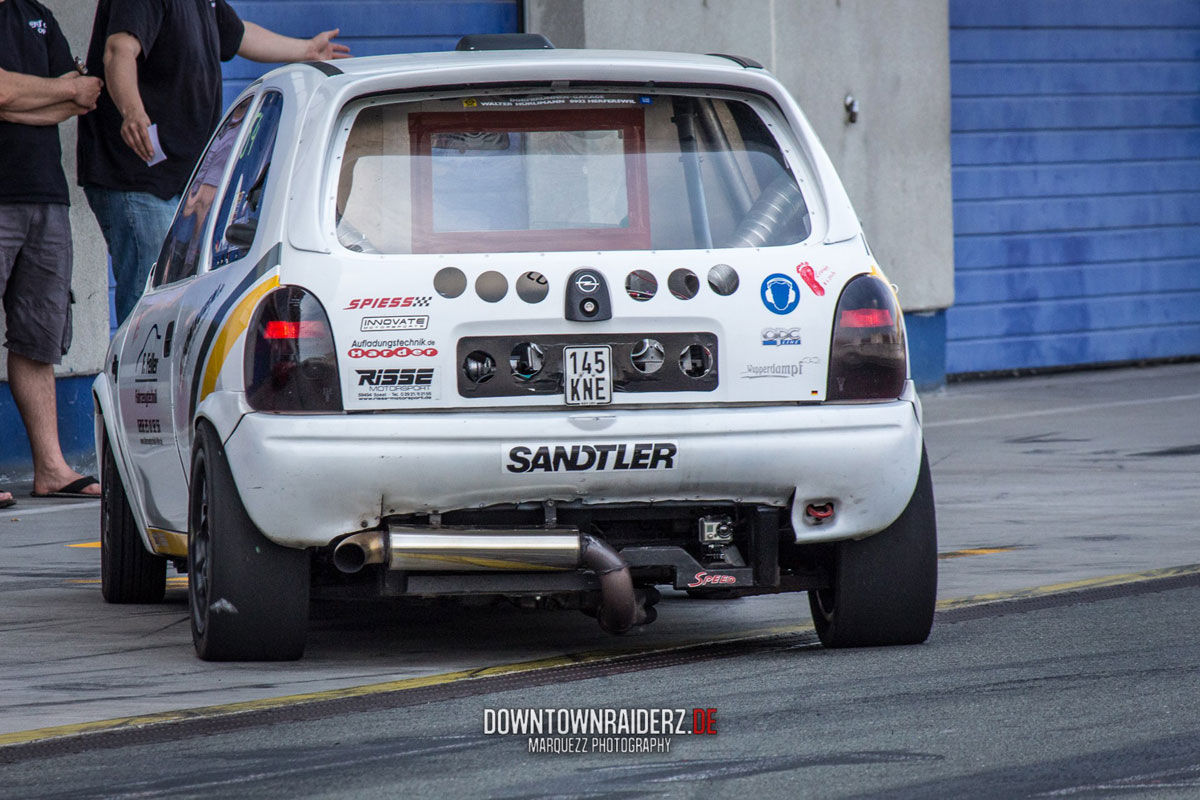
[760,273,800,315]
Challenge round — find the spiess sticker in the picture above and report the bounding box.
[760,274,800,314]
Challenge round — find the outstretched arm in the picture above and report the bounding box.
[237,22,350,63]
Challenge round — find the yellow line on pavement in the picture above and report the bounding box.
[67,577,187,586]
[67,542,101,549]
[0,639,746,749]
[5,562,1199,749]
[938,546,1020,560]
[936,563,1200,610]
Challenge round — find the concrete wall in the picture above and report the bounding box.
[527,0,955,313]
[0,1,110,384]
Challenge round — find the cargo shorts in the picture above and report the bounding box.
[0,203,74,366]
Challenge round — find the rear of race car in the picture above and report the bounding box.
[206,49,935,659]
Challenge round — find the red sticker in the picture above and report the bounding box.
[797,263,825,296]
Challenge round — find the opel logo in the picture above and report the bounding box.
[574,273,600,294]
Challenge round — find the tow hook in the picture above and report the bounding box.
[805,502,835,524]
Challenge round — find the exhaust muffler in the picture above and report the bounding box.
[332,526,641,633]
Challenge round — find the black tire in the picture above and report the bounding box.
[189,422,309,661]
[101,431,166,603]
[808,446,937,648]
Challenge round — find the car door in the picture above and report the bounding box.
[118,95,255,535]
[172,90,285,464]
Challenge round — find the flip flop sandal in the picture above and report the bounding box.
[30,475,100,499]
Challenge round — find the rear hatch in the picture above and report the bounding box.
[307,86,864,410]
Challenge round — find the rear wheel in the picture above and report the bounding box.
[101,431,166,603]
[808,446,937,648]
[189,422,309,661]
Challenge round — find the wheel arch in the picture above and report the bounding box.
[93,377,157,555]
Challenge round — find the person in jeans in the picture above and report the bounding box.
[0,0,105,506]
[77,0,348,324]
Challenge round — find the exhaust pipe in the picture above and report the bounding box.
[579,534,639,635]
[331,527,641,634]
[333,531,387,573]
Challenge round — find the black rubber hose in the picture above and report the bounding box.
[579,534,637,634]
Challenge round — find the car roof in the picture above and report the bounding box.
[308,48,760,80]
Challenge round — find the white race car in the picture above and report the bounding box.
[95,35,936,661]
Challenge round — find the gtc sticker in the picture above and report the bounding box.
[348,347,438,359]
[761,327,801,347]
[688,572,737,588]
[343,297,431,310]
[760,274,800,315]
[505,442,677,474]
[360,315,429,332]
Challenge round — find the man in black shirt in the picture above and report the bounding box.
[77,0,348,325]
[0,0,105,505]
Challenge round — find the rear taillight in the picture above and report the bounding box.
[245,287,342,411]
[263,320,329,340]
[827,274,906,401]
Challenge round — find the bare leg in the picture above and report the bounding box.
[7,352,100,497]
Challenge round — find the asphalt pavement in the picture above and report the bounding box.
[0,361,1197,748]
[4,571,1200,799]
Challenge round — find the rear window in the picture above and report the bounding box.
[333,90,810,254]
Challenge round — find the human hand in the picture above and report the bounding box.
[59,73,102,109]
[305,28,351,61]
[120,108,155,162]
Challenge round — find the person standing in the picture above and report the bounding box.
[0,0,105,506]
[77,0,348,325]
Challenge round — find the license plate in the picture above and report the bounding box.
[563,345,612,406]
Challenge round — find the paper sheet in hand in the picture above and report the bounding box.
[145,124,166,167]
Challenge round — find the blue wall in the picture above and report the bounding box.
[947,0,1200,373]
[222,0,521,102]
[0,376,96,479]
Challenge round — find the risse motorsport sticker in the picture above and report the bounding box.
[505,442,677,474]
[355,367,437,401]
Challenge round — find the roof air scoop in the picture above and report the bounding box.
[456,34,555,51]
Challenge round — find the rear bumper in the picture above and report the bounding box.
[223,392,923,549]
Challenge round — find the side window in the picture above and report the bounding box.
[152,95,254,288]
[211,92,284,268]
